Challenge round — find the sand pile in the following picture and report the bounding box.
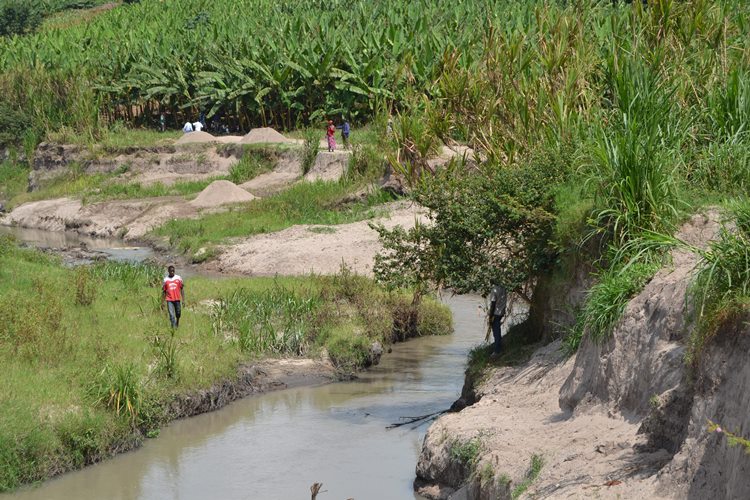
[240,127,294,144]
[190,180,256,208]
[175,131,218,145]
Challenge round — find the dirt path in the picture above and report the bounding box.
[208,201,425,276]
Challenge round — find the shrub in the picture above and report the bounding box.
[325,329,370,373]
[416,298,454,337]
[0,1,42,38]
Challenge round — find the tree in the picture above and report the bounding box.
[373,149,570,301]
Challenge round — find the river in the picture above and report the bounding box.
[3,226,485,499]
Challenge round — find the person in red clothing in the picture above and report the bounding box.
[326,119,336,152]
[162,265,185,328]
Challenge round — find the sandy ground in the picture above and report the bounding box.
[209,201,425,276]
[418,341,672,499]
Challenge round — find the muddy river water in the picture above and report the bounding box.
[3,226,485,500]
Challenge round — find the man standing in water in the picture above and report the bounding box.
[488,284,507,357]
[162,265,185,328]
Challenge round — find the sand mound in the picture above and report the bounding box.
[240,127,294,144]
[190,180,256,208]
[175,131,217,145]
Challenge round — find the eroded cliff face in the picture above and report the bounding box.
[415,211,750,499]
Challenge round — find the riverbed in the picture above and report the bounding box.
[6,279,483,500]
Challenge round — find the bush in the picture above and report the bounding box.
[0,100,33,148]
[0,1,42,38]
[416,298,453,337]
[325,329,370,372]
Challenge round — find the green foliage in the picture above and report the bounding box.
[0,161,29,202]
[0,99,32,147]
[155,180,389,254]
[450,437,482,472]
[149,329,180,379]
[210,284,320,355]
[90,260,162,289]
[324,328,371,373]
[91,363,142,425]
[0,285,67,363]
[511,454,544,499]
[228,150,274,184]
[300,128,320,175]
[707,66,750,142]
[687,201,750,362]
[375,146,571,298]
[0,0,42,37]
[708,420,750,455]
[686,140,750,196]
[573,261,660,347]
[74,266,96,306]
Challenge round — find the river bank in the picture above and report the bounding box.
[414,211,750,499]
[0,236,452,492]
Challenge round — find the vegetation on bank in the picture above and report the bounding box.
[372,0,750,354]
[0,237,451,491]
[155,181,394,255]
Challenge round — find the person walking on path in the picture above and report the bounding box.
[162,265,185,328]
[487,284,507,357]
[326,120,337,152]
[336,119,351,149]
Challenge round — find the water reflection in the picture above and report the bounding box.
[8,295,485,500]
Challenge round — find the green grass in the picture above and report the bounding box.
[511,454,544,499]
[566,261,660,352]
[47,126,182,150]
[228,150,274,184]
[0,161,29,204]
[154,180,394,254]
[450,437,482,473]
[83,178,221,204]
[0,238,451,491]
[686,201,750,365]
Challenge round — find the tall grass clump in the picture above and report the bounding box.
[91,363,142,425]
[90,261,163,289]
[566,261,660,351]
[687,200,750,362]
[210,285,321,355]
[300,128,320,175]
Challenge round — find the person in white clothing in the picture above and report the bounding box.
[182,122,194,133]
[193,121,203,132]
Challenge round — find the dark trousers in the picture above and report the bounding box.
[167,300,181,328]
[492,315,503,354]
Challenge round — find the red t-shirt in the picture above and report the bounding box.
[327,124,335,137]
[163,275,183,302]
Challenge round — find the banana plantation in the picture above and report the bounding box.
[0,0,504,132]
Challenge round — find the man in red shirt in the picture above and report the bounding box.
[162,265,185,328]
